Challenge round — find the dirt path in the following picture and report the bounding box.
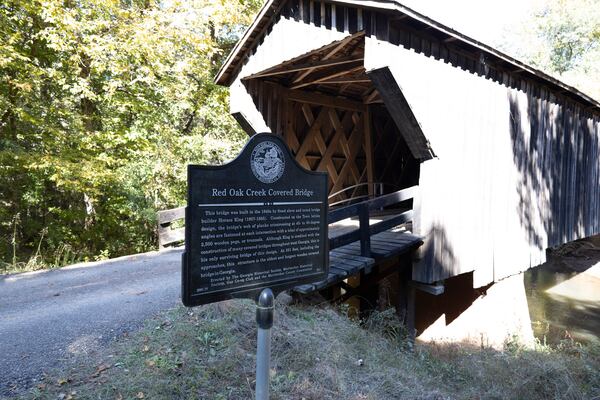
[0,249,182,397]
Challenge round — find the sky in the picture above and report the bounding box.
[398,0,541,47]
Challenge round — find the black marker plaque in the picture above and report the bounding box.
[182,133,328,306]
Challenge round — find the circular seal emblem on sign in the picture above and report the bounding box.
[251,141,285,184]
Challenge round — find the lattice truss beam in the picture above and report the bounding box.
[283,101,369,202]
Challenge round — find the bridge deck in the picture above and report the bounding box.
[294,214,422,294]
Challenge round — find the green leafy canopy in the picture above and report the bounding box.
[0,0,262,269]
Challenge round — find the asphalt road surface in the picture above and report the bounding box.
[0,248,182,397]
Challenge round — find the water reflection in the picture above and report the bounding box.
[525,241,600,345]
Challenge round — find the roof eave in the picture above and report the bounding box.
[215,0,600,109]
[214,0,278,86]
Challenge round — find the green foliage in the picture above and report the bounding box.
[0,0,260,271]
[501,0,600,100]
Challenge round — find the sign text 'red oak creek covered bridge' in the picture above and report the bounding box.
[182,133,328,306]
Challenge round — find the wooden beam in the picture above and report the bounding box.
[239,32,363,81]
[292,65,365,90]
[318,77,371,85]
[286,87,366,112]
[409,281,445,295]
[339,83,352,94]
[364,106,374,197]
[367,67,434,161]
[293,31,365,83]
[363,89,379,104]
[245,57,364,80]
[157,206,185,225]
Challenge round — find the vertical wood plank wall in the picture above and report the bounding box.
[365,38,600,287]
[225,0,600,287]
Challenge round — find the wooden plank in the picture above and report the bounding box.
[291,65,365,90]
[329,258,368,275]
[330,254,372,269]
[409,281,444,295]
[246,56,364,79]
[348,7,357,33]
[375,11,389,41]
[329,116,365,194]
[369,210,414,235]
[318,78,371,85]
[331,3,336,29]
[157,207,185,224]
[329,229,361,250]
[329,264,350,277]
[329,250,374,265]
[367,67,434,161]
[324,2,331,29]
[316,108,345,177]
[330,256,364,270]
[330,246,360,257]
[294,284,315,294]
[329,186,417,223]
[364,106,375,197]
[287,87,366,112]
[329,109,360,191]
[301,0,309,24]
[369,240,409,252]
[358,205,371,257]
[371,237,417,249]
[373,231,421,244]
[335,4,345,32]
[294,106,329,162]
[158,227,185,247]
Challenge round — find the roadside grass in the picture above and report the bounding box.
[21,300,600,400]
[1,243,83,275]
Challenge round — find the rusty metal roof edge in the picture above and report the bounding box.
[215,0,600,110]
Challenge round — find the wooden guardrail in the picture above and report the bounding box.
[328,185,417,257]
[157,206,185,249]
[156,185,417,251]
[327,181,386,207]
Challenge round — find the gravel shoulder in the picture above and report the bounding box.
[0,248,182,397]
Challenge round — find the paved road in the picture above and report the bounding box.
[0,248,182,397]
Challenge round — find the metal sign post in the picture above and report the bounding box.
[255,288,274,400]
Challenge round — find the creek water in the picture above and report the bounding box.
[524,244,600,345]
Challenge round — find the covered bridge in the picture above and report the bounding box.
[213,0,600,333]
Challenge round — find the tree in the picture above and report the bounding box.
[0,0,261,269]
[501,0,600,100]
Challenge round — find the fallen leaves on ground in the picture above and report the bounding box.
[91,364,111,377]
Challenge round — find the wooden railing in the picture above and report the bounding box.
[328,182,386,207]
[328,185,417,257]
[157,206,185,249]
[157,185,418,252]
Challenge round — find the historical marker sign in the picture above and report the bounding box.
[182,133,328,307]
